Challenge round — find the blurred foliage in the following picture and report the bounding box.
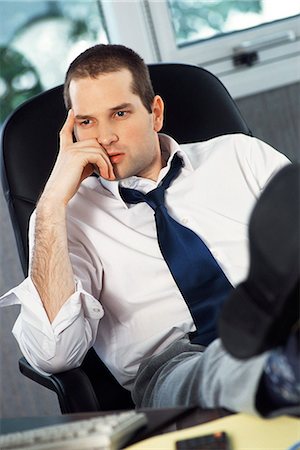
[0,46,42,122]
[0,1,103,122]
[13,1,99,46]
[168,0,262,43]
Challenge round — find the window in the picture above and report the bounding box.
[0,0,108,123]
[145,0,300,98]
[167,0,299,47]
[1,0,299,119]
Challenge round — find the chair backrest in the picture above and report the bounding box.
[1,62,251,412]
[1,63,251,275]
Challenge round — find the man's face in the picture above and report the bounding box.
[69,69,164,181]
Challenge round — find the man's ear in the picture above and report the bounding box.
[152,95,164,132]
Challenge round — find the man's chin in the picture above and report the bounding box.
[110,166,128,181]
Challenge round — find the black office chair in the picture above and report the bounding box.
[1,63,251,414]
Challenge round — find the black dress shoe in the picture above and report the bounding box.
[219,163,300,359]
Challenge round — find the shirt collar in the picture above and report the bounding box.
[99,133,194,207]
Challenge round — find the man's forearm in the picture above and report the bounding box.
[31,198,75,322]
[29,110,115,323]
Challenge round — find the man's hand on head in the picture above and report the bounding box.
[40,110,115,207]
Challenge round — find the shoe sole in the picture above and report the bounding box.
[219,163,300,358]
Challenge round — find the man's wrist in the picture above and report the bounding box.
[37,191,67,215]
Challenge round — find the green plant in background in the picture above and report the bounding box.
[169,0,262,44]
[0,46,42,123]
[0,0,106,124]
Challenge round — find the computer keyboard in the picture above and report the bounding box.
[0,410,147,450]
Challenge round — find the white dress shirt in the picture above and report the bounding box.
[1,133,289,389]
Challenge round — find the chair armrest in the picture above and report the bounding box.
[19,357,100,413]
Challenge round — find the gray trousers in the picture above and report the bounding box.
[132,336,268,415]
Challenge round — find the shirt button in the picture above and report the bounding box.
[182,217,189,225]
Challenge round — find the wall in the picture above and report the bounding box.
[236,82,300,163]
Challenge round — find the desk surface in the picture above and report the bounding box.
[0,407,230,444]
[1,408,299,449]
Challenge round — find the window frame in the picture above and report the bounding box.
[103,1,300,99]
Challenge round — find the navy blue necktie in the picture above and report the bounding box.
[120,154,233,346]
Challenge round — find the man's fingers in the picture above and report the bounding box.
[75,149,115,181]
[60,110,75,149]
[59,113,115,180]
[78,145,115,180]
[94,154,115,180]
[98,148,115,180]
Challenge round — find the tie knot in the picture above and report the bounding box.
[145,186,165,211]
[119,153,183,210]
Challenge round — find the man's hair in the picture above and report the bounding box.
[64,44,155,113]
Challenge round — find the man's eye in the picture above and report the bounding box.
[115,111,127,118]
[80,119,92,126]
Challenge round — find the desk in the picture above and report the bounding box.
[1,408,299,449]
[0,407,231,445]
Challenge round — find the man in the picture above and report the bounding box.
[1,44,298,415]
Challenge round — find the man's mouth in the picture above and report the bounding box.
[108,153,125,164]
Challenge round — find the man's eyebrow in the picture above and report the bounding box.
[75,115,92,120]
[109,102,133,112]
[75,103,133,119]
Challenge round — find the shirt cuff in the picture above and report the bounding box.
[2,277,104,374]
[1,276,104,337]
[51,278,104,336]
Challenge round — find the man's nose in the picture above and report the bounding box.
[96,125,118,147]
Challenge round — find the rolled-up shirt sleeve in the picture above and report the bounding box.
[11,278,103,375]
[0,211,104,376]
